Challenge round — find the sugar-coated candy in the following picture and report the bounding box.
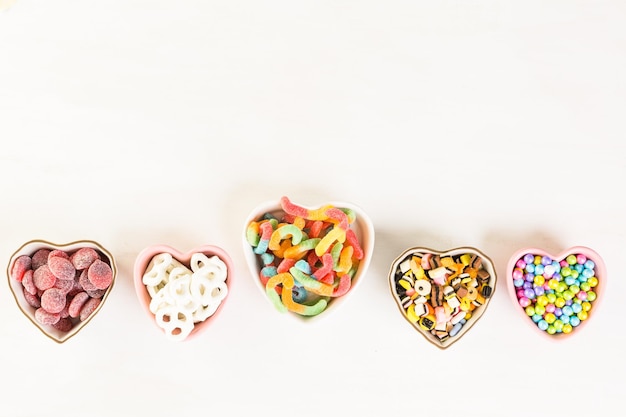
[48,249,69,260]
[48,256,76,281]
[22,270,37,295]
[9,246,113,333]
[68,292,90,318]
[40,288,67,314]
[35,307,60,326]
[70,247,100,270]
[87,260,113,290]
[53,317,74,332]
[246,196,365,317]
[33,265,56,291]
[11,255,31,282]
[23,287,41,308]
[79,297,101,322]
[31,249,51,270]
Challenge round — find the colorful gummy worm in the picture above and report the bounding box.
[246,196,364,316]
[392,251,494,344]
[511,253,599,335]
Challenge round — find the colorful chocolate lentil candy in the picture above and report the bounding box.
[508,247,604,338]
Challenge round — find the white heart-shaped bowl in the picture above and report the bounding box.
[6,239,117,343]
[242,197,375,323]
[133,244,233,341]
[388,246,497,349]
[506,246,606,340]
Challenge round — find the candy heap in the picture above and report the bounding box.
[511,253,599,335]
[392,250,494,344]
[142,252,228,341]
[10,247,113,333]
[246,196,364,317]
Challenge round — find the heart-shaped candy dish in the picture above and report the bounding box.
[389,247,497,349]
[133,244,233,342]
[242,196,375,322]
[7,239,116,343]
[506,246,605,340]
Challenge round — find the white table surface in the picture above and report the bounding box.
[1,1,625,416]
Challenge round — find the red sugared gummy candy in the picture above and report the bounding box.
[70,247,100,270]
[31,248,51,270]
[52,317,74,332]
[22,270,37,295]
[33,265,57,291]
[35,308,60,325]
[87,260,113,290]
[79,297,101,321]
[11,255,32,282]
[40,288,67,314]
[68,292,89,318]
[48,256,76,281]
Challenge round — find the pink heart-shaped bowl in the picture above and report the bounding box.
[6,239,117,343]
[133,244,233,341]
[506,246,606,340]
[389,246,497,349]
[242,196,375,323]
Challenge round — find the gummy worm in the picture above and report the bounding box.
[335,245,354,276]
[315,227,346,257]
[290,266,350,297]
[280,196,334,222]
[340,207,356,224]
[283,238,321,260]
[277,258,296,274]
[344,228,364,260]
[325,207,349,229]
[272,240,293,259]
[309,220,325,238]
[246,221,260,247]
[269,224,304,251]
[266,272,327,316]
[254,221,274,255]
[330,242,343,269]
[311,253,334,281]
[280,196,309,218]
[294,259,311,274]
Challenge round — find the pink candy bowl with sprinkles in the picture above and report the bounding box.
[133,244,234,342]
[6,239,117,344]
[506,246,606,340]
[242,197,375,323]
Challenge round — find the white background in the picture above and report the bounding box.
[1,1,625,416]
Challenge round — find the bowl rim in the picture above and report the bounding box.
[387,245,498,350]
[241,198,375,323]
[6,239,117,344]
[132,243,234,341]
[505,245,606,341]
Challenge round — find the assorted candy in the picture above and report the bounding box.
[142,252,228,341]
[391,250,495,346]
[245,196,365,317]
[10,246,113,334]
[511,252,599,336]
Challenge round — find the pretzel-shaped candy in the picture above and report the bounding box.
[142,253,189,287]
[154,304,195,342]
[144,252,229,341]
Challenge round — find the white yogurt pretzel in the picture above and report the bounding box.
[154,304,195,342]
[142,253,191,287]
[145,252,229,341]
[190,253,228,281]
